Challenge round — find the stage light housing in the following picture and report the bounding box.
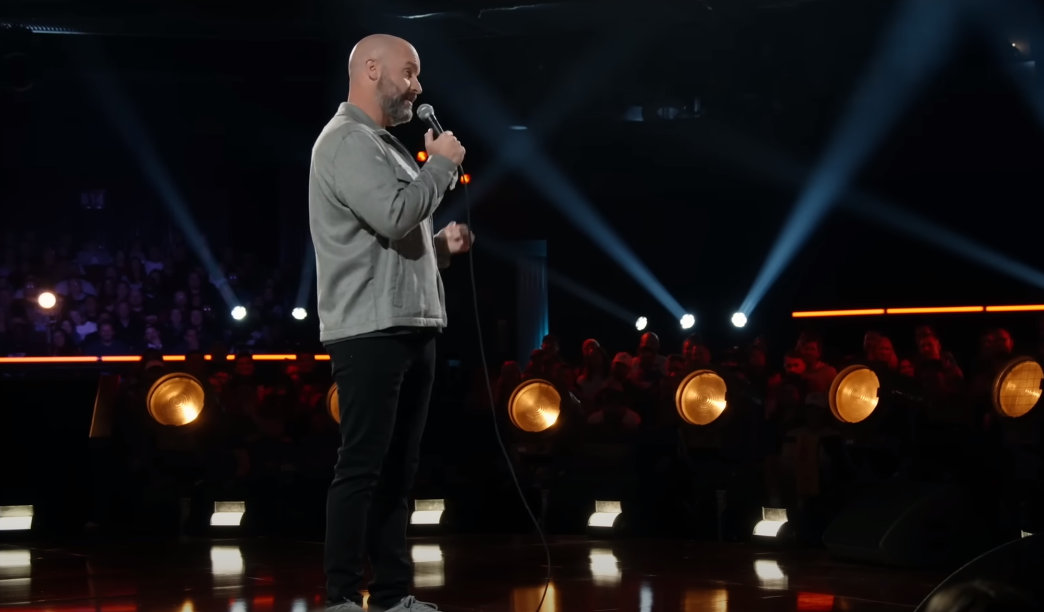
[732,312,747,328]
[991,357,1043,419]
[416,151,428,162]
[291,307,307,320]
[326,384,340,424]
[635,316,648,331]
[680,314,696,329]
[587,500,622,528]
[37,291,56,309]
[210,501,246,527]
[0,505,33,531]
[828,365,880,424]
[410,499,445,525]
[231,306,247,321]
[753,507,788,537]
[675,369,728,426]
[146,372,205,427]
[507,379,562,433]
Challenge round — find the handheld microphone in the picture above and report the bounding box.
[416,104,444,136]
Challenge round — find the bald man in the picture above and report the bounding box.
[310,34,469,612]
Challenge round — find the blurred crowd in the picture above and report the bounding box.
[0,230,310,356]
[487,323,1042,534]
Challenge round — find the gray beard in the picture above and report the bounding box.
[378,80,413,126]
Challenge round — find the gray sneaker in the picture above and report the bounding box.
[326,600,365,612]
[376,596,439,612]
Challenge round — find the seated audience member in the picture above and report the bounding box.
[587,386,642,442]
[143,325,164,351]
[82,322,131,356]
[899,357,916,377]
[863,330,882,360]
[682,334,712,371]
[797,331,837,394]
[68,309,96,342]
[918,332,964,380]
[576,339,608,401]
[869,335,898,371]
[666,354,687,377]
[924,581,1036,612]
[631,332,668,375]
[49,328,78,356]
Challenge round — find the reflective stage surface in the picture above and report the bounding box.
[0,536,945,611]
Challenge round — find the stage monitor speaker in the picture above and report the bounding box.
[913,535,1042,612]
[822,480,976,567]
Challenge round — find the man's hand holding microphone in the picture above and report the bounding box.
[424,129,466,166]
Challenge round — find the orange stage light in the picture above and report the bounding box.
[316,355,331,361]
[886,306,983,314]
[791,309,885,318]
[163,355,187,361]
[101,356,142,363]
[252,354,298,361]
[986,304,1044,312]
[797,592,835,612]
[416,151,428,162]
[460,173,471,184]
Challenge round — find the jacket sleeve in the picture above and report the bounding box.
[331,130,458,240]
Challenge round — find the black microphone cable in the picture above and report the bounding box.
[457,164,552,612]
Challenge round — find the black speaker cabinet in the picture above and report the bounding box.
[822,480,975,567]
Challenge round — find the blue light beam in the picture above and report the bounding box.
[739,0,962,316]
[76,44,238,309]
[424,43,686,319]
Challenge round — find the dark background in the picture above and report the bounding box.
[3,0,1044,365]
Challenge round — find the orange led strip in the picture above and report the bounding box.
[0,354,332,364]
[791,309,885,318]
[986,304,1044,312]
[0,356,99,364]
[886,306,983,314]
[792,304,1044,317]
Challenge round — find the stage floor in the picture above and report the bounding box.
[0,536,946,611]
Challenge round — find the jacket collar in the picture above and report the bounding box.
[337,102,385,133]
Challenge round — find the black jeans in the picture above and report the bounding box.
[325,333,436,608]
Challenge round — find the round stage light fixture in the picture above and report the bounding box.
[292,307,308,320]
[326,384,341,424]
[675,369,728,426]
[508,379,562,433]
[146,372,205,427]
[680,314,695,330]
[37,291,56,309]
[231,306,247,321]
[828,365,880,424]
[635,316,648,331]
[732,312,747,328]
[991,356,1043,419]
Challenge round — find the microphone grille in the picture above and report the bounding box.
[416,103,435,120]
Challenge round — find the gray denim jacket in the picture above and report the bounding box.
[309,103,458,343]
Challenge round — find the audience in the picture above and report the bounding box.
[0,230,304,357]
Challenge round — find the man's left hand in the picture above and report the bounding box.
[441,221,475,255]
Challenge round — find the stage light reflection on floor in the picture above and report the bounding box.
[0,548,31,602]
[511,583,558,612]
[683,588,729,612]
[411,544,445,588]
[755,559,788,590]
[589,548,621,586]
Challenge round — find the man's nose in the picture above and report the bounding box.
[413,77,423,95]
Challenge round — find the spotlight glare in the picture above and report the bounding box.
[38,291,56,309]
[416,151,428,162]
[410,499,445,525]
[732,312,747,328]
[231,306,247,321]
[508,379,561,433]
[292,307,308,320]
[635,316,648,331]
[680,314,695,329]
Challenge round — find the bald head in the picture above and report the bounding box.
[347,34,423,127]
